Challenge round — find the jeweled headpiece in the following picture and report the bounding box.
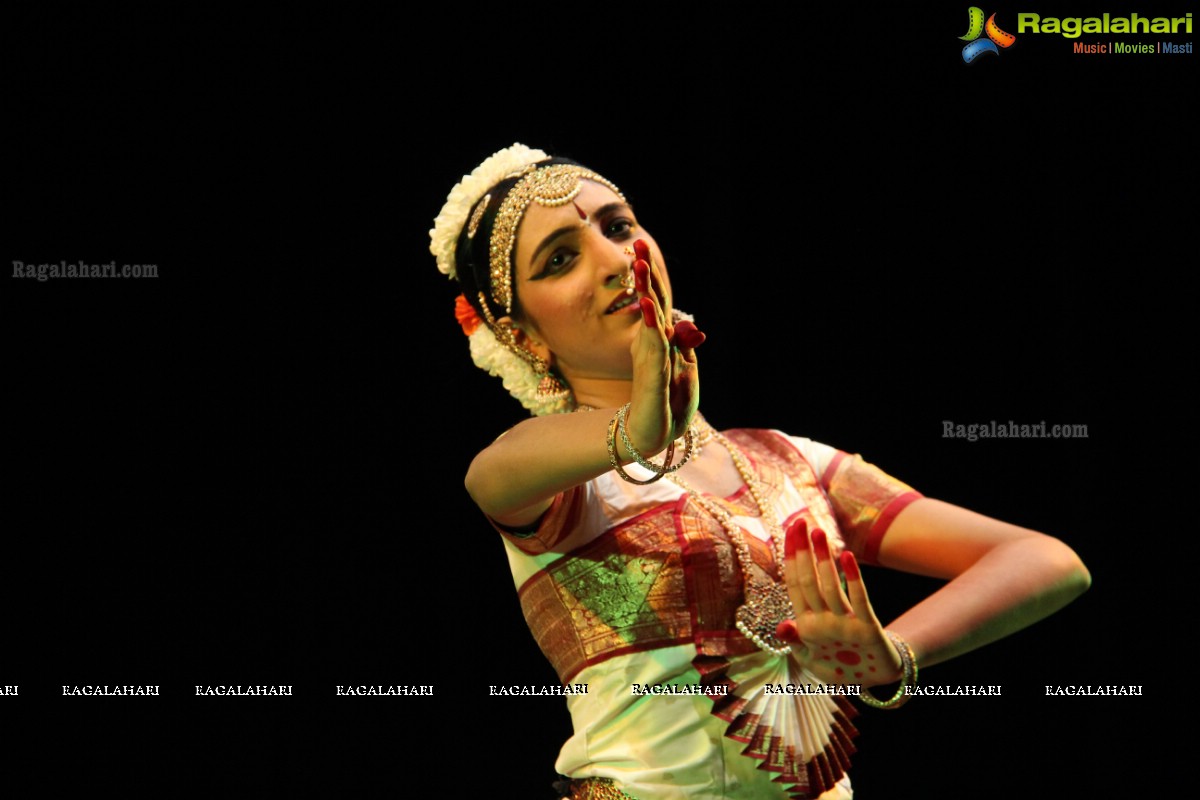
[486,164,624,314]
[431,144,623,316]
[430,144,621,416]
[431,144,688,416]
[430,143,547,282]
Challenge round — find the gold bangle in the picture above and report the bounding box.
[617,403,695,475]
[859,631,918,710]
[607,406,667,485]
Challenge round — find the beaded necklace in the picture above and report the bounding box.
[666,420,795,657]
[576,406,796,656]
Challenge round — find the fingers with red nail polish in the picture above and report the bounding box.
[840,551,861,581]
[840,550,873,620]
[785,518,808,559]
[671,320,706,349]
[812,529,831,561]
[812,528,850,614]
[631,239,671,314]
[634,260,649,294]
[776,619,800,643]
[639,297,656,328]
[784,518,820,614]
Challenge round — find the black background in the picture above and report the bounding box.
[6,4,1191,796]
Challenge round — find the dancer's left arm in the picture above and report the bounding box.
[872,497,1091,669]
[778,499,1090,686]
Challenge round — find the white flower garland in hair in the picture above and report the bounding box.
[466,324,573,417]
[435,143,695,417]
[429,142,548,280]
[433,142,565,416]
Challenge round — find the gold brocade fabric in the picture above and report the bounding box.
[516,430,892,684]
[820,451,922,564]
[518,503,694,684]
[502,430,921,799]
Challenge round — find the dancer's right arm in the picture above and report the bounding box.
[465,253,701,528]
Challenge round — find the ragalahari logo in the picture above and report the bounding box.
[960,7,1017,62]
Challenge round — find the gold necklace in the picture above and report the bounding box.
[667,429,794,657]
[573,407,794,655]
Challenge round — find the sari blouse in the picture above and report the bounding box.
[496,430,921,800]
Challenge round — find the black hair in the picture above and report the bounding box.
[453,156,584,325]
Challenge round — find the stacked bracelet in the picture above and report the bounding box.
[859,631,918,710]
[616,403,695,474]
[607,406,670,485]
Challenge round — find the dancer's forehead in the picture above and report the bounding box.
[514,181,630,276]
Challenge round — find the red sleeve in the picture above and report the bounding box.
[489,484,586,555]
[821,451,922,565]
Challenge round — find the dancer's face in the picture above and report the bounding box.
[510,180,670,381]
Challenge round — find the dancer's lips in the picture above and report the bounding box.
[605,293,639,315]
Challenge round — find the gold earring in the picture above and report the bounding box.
[477,291,572,402]
[508,325,552,374]
[536,370,570,401]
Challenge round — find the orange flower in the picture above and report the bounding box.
[454,293,482,337]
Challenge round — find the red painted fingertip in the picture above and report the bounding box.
[812,528,830,561]
[840,551,861,581]
[633,239,650,261]
[775,620,800,643]
[639,297,656,327]
[785,518,808,558]
[673,320,706,349]
[634,259,649,293]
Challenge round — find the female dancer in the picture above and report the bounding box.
[431,143,1089,799]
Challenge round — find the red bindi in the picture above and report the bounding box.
[572,201,587,220]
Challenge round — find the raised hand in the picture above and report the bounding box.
[776,519,903,689]
[623,238,702,457]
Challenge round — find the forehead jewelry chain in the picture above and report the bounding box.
[488,164,624,314]
[667,428,795,657]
